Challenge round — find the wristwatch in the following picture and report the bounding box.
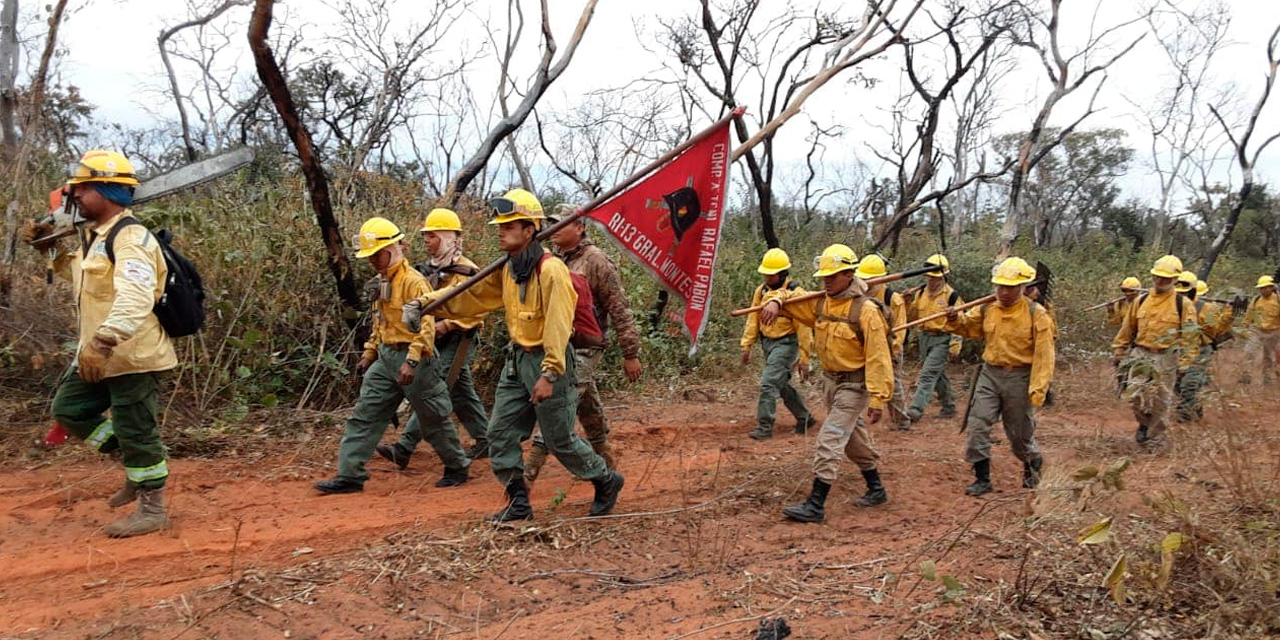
[406,358,419,368]
[541,371,559,383]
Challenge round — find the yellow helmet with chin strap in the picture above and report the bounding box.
[1151,254,1183,279]
[991,257,1035,286]
[757,248,791,275]
[854,253,888,279]
[1175,270,1197,292]
[1196,280,1208,297]
[421,208,463,232]
[1257,275,1275,288]
[1120,276,1141,291]
[488,188,544,226]
[67,150,140,186]
[812,244,858,277]
[353,217,405,258]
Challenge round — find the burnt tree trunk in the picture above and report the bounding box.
[248,0,361,320]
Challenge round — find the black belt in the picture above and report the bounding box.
[824,369,865,383]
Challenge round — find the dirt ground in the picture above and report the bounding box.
[1,355,1277,640]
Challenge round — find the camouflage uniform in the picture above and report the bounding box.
[527,238,641,477]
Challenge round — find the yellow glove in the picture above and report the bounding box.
[78,335,118,383]
[21,219,57,252]
[1029,390,1046,408]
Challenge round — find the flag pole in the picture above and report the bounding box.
[424,107,746,313]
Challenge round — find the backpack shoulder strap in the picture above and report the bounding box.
[948,289,960,306]
[104,217,144,264]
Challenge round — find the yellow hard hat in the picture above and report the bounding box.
[1257,275,1275,288]
[67,150,140,186]
[925,253,950,275]
[854,253,888,279]
[1120,276,1141,291]
[1151,254,1183,278]
[421,208,463,232]
[757,248,791,275]
[1196,280,1208,296]
[353,217,405,258]
[488,188,544,225]
[991,257,1035,286]
[1175,270,1196,292]
[812,244,858,278]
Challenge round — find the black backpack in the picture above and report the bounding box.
[106,218,206,338]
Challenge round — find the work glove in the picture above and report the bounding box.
[1030,390,1046,408]
[355,353,376,377]
[402,299,424,333]
[21,219,57,252]
[77,334,118,384]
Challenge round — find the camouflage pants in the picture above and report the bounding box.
[530,347,609,456]
[1176,345,1214,422]
[963,365,1039,464]
[1121,347,1177,442]
[812,370,880,482]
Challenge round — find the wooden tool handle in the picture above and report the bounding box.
[893,294,996,333]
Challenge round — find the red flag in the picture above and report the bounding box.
[582,118,732,353]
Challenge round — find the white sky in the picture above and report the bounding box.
[23,0,1280,212]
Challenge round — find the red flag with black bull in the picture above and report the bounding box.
[581,118,732,354]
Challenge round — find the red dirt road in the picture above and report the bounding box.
[1,363,1273,639]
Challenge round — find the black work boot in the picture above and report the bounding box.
[854,468,888,507]
[1135,424,1150,444]
[965,459,993,497]
[375,443,412,470]
[589,470,626,516]
[315,477,363,495]
[749,424,773,440]
[783,478,830,523]
[794,416,816,435]
[466,440,490,460]
[1022,456,1043,489]
[486,478,533,522]
[435,466,469,488]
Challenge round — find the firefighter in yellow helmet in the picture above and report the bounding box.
[1112,255,1200,447]
[19,150,176,537]
[410,189,623,522]
[316,217,471,495]
[944,257,1055,495]
[1176,278,1235,422]
[380,208,492,467]
[740,247,815,439]
[1242,274,1280,384]
[1107,276,1143,327]
[855,253,910,429]
[902,253,963,423]
[757,244,894,521]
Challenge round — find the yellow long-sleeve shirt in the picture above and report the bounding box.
[427,255,485,334]
[1111,289,1200,369]
[1197,300,1234,346]
[867,284,906,357]
[363,258,435,363]
[765,288,893,409]
[907,283,962,355]
[740,280,813,362]
[420,255,577,376]
[53,210,177,378]
[1245,293,1280,331]
[1106,296,1137,327]
[945,297,1056,406]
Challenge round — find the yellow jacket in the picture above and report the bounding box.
[427,255,485,335]
[420,255,576,376]
[907,283,962,355]
[1197,300,1234,345]
[1106,296,1136,327]
[740,280,812,362]
[363,258,435,363]
[53,211,177,377]
[1111,290,1200,368]
[765,288,893,409]
[1245,293,1280,332]
[945,297,1055,406]
[867,284,906,357]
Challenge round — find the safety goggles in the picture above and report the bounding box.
[351,232,401,251]
[489,197,522,215]
[813,254,858,271]
[68,161,136,182]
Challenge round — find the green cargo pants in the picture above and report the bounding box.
[963,365,1040,464]
[490,345,607,486]
[399,330,490,452]
[337,345,468,483]
[755,335,812,433]
[51,368,169,489]
[530,346,609,452]
[910,331,957,416]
